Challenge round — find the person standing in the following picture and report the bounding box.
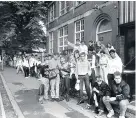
[66,39,81,53]
[59,56,71,102]
[99,50,109,84]
[88,50,96,87]
[79,40,88,59]
[48,53,62,101]
[76,52,92,107]
[88,40,95,53]
[22,56,30,78]
[29,54,35,77]
[103,71,130,118]
[16,56,24,74]
[108,49,123,87]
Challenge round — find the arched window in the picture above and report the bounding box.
[96,19,112,45]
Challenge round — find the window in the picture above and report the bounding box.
[58,25,68,52]
[75,1,83,6]
[59,1,69,16]
[75,19,84,42]
[96,19,112,44]
[49,32,54,53]
[49,4,55,22]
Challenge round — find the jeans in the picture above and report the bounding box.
[93,92,104,110]
[90,68,96,87]
[40,77,49,99]
[16,65,24,73]
[50,74,60,98]
[107,74,114,88]
[103,96,129,116]
[61,75,70,96]
[79,74,92,104]
[23,66,29,77]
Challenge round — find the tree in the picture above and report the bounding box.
[0,1,51,53]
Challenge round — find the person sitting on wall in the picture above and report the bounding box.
[92,75,111,116]
[103,71,130,118]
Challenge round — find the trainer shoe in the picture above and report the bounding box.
[107,110,114,118]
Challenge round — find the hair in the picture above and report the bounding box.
[100,50,105,54]
[96,75,102,79]
[109,49,116,54]
[114,71,121,77]
[76,39,80,42]
[89,40,93,43]
[80,52,86,56]
[81,40,85,43]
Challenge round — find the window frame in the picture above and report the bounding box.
[59,1,69,16]
[49,32,54,54]
[58,25,68,53]
[75,19,84,43]
[96,19,112,41]
[49,4,55,22]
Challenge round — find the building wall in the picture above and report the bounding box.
[46,1,118,53]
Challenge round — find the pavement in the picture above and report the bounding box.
[0,67,116,118]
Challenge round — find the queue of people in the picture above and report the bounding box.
[13,39,130,118]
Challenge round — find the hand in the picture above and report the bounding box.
[93,87,99,93]
[109,97,116,101]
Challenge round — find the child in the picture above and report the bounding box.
[92,75,111,116]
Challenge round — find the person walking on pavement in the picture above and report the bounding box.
[22,56,30,78]
[16,55,24,74]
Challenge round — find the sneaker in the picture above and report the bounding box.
[107,110,114,118]
[119,116,125,118]
[97,110,104,116]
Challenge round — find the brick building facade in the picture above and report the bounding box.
[46,1,119,54]
[46,1,135,96]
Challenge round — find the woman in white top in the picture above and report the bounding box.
[16,56,24,74]
[99,50,109,84]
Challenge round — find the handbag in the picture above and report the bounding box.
[48,70,57,80]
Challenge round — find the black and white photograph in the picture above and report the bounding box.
[0,1,135,118]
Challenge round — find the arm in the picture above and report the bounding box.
[116,84,130,101]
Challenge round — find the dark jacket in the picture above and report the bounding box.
[88,45,95,52]
[111,80,130,101]
[93,81,111,96]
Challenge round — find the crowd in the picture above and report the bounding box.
[12,40,130,118]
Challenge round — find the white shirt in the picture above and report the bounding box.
[76,60,91,76]
[22,59,29,67]
[68,41,80,52]
[79,45,88,54]
[29,57,35,67]
[108,56,123,74]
